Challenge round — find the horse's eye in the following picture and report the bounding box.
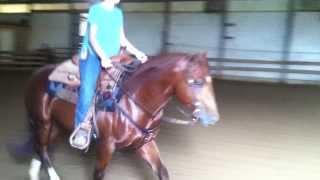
[194,79,204,85]
[187,79,195,84]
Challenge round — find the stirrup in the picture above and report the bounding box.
[69,123,92,150]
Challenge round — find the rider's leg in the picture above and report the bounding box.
[72,51,101,148]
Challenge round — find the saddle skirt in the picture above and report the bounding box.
[49,60,80,87]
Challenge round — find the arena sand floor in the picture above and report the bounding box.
[0,70,319,180]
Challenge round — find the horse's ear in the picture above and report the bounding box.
[202,52,208,58]
[197,52,207,59]
[191,52,208,63]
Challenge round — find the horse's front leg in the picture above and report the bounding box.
[136,140,169,180]
[94,139,115,180]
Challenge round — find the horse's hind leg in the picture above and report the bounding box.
[136,140,169,180]
[30,117,61,180]
[40,124,61,180]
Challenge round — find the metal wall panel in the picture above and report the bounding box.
[125,13,164,55]
[224,12,286,61]
[29,13,71,50]
[0,30,14,51]
[168,13,221,58]
[290,12,320,62]
[1,1,320,85]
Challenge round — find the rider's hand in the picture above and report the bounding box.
[135,51,148,63]
[101,58,113,69]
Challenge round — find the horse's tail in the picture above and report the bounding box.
[6,116,36,162]
[7,65,55,163]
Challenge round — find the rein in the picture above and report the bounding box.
[162,107,197,125]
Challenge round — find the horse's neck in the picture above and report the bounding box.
[132,68,175,115]
[124,55,182,121]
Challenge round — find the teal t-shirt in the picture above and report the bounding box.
[81,4,123,59]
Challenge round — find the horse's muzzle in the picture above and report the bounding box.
[192,104,220,127]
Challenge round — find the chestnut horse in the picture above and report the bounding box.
[22,52,219,180]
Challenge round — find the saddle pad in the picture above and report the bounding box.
[56,87,78,104]
[48,81,119,112]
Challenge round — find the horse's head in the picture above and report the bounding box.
[174,53,220,126]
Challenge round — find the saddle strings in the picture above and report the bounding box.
[111,68,122,92]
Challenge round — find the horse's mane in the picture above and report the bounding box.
[124,53,189,91]
[134,53,188,76]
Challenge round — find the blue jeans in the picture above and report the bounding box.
[74,51,101,127]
